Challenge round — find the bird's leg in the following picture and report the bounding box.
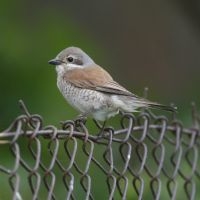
[74,112,89,125]
[93,119,107,136]
[93,119,103,129]
[119,110,125,116]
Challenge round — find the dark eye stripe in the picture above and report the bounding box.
[74,59,83,65]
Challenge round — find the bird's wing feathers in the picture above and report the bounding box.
[64,65,137,97]
[95,81,135,96]
[63,65,176,112]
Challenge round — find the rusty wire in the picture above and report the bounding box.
[0,100,200,200]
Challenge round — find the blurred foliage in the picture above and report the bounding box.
[1,0,200,129]
[0,1,104,129]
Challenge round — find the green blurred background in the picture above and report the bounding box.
[0,0,200,199]
[1,0,200,129]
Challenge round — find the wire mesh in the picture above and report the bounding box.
[0,100,200,200]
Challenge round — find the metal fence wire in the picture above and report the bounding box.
[0,100,200,200]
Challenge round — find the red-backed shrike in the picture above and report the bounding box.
[49,47,176,121]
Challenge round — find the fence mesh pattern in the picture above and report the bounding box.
[0,101,200,200]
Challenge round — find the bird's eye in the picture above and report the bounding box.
[67,57,74,62]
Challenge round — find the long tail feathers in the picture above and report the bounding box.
[145,101,177,112]
[115,95,177,113]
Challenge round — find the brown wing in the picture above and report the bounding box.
[63,65,137,97]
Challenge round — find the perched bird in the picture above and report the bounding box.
[49,47,176,122]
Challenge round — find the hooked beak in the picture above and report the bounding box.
[48,59,63,65]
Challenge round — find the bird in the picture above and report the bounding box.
[48,46,176,122]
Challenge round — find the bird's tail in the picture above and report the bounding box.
[143,101,176,112]
[112,95,176,112]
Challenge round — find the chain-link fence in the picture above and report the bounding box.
[0,100,200,200]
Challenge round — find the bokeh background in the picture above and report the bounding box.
[0,0,200,199]
[1,0,200,129]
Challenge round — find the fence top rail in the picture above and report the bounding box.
[0,100,199,141]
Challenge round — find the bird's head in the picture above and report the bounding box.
[48,47,94,75]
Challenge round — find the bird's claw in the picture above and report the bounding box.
[97,126,114,137]
[73,115,87,126]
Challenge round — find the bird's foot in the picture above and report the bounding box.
[97,126,114,138]
[74,114,87,126]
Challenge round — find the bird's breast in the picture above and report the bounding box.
[57,77,108,112]
[56,77,119,120]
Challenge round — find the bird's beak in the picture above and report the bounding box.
[48,59,62,65]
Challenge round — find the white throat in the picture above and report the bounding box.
[67,63,84,69]
[56,63,85,76]
[56,65,65,76]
